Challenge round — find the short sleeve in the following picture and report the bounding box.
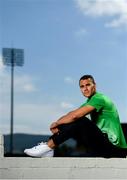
[81,95,104,112]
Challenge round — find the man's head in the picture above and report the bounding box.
[79,75,96,98]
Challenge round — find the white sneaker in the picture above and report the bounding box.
[24,142,54,157]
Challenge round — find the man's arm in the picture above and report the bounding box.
[50,105,95,131]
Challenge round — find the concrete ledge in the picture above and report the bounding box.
[0,134,4,157]
[0,157,127,179]
[1,134,127,179]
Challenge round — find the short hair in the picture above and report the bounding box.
[79,75,95,84]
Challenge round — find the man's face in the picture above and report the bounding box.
[79,78,96,98]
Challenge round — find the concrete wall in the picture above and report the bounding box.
[0,134,3,158]
[1,157,127,179]
[0,134,127,179]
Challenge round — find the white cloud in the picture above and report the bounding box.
[75,28,88,37]
[0,54,40,134]
[23,84,36,92]
[14,75,38,93]
[60,102,74,109]
[0,71,38,94]
[105,14,127,28]
[75,0,127,28]
[0,56,8,118]
[0,53,38,94]
[0,102,66,134]
[64,76,76,84]
[0,56,5,72]
[0,56,6,90]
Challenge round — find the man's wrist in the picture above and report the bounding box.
[55,121,59,126]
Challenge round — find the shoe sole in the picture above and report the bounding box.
[24,150,54,158]
[40,151,54,157]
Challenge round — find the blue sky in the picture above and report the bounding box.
[0,0,127,135]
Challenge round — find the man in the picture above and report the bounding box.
[24,75,127,158]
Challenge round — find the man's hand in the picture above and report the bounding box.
[50,122,59,134]
[50,122,58,129]
[50,127,59,134]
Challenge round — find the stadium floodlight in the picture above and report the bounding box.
[2,48,24,154]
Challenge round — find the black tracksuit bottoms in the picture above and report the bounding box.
[49,117,126,158]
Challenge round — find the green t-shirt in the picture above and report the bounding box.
[81,92,127,148]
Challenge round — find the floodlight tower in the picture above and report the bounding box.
[2,48,24,154]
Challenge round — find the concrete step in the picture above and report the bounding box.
[0,157,127,179]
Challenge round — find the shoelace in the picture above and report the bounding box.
[34,142,47,149]
[38,142,47,145]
